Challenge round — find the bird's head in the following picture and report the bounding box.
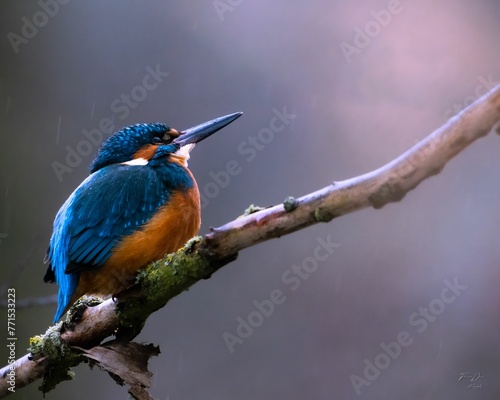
[90,112,242,172]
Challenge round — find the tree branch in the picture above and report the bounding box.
[2,85,500,399]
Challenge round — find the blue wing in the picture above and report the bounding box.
[45,164,170,321]
[66,165,169,270]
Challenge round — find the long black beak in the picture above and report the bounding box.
[173,112,243,147]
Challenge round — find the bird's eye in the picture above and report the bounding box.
[152,137,162,144]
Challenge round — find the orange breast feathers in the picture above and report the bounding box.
[71,184,201,303]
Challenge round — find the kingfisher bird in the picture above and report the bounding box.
[44,112,242,322]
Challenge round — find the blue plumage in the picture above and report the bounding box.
[90,123,171,173]
[44,125,194,322]
[45,112,242,322]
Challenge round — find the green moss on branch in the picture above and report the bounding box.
[116,237,236,327]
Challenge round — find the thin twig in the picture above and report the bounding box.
[0,295,57,309]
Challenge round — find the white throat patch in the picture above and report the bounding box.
[172,144,195,167]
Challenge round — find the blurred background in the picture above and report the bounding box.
[1,1,500,399]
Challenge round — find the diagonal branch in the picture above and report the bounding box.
[1,85,500,399]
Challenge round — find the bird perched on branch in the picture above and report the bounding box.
[44,112,242,322]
